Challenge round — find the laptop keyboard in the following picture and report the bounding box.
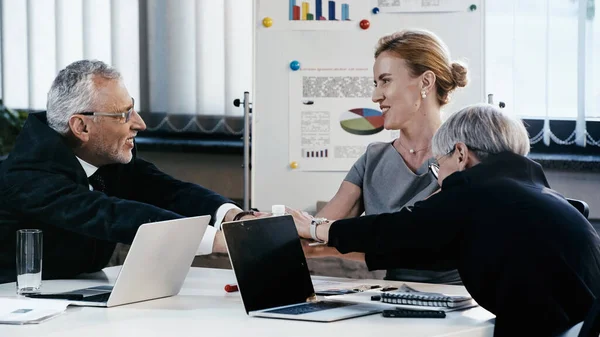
[81,292,112,303]
[264,301,356,315]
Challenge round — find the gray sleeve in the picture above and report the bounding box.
[344,152,367,187]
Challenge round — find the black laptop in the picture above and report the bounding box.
[222,215,380,322]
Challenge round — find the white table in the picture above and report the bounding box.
[0,267,495,337]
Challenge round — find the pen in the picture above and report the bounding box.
[24,293,85,300]
[380,286,398,292]
[224,284,238,292]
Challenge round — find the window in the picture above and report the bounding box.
[486,0,600,149]
[0,0,252,136]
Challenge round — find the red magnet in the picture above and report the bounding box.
[359,19,370,30]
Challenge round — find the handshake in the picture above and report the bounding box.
[224,205,336,257]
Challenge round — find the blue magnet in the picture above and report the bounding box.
[290,60,301,71]
[372,7,380,14]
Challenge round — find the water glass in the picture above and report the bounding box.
[16,229,43,294]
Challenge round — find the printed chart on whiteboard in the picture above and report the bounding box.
[257,0,372,31]
[289,68,396,171]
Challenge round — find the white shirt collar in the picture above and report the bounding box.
[76,156,99,178]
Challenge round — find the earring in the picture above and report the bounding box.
[421,90,427,99]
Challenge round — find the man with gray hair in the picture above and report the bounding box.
[0,60,256,284]
[290,104,600,336]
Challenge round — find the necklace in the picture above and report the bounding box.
[397,138,431,154]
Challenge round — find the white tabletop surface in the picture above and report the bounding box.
[0,267,495,337]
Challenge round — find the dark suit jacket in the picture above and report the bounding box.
[0,112,233,283]
[328,152,600,337]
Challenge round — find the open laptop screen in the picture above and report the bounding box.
[223,215,315,313]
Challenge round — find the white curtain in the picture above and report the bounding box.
[2,0,140,111]
[485,0,599,147]
[1,0,252,134]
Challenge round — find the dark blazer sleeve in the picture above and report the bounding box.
[127,158,235,224]
[1,170,183,244]
[328,188,468,271]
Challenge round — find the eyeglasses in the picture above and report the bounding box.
[428,144,486,180]
[428,164,440,180]
[77,97,135,124]
[428,147,455,180]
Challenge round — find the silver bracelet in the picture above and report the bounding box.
[310,218,328,243]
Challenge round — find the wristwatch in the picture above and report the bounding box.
[310,217,328,243]
[232,210,255,221]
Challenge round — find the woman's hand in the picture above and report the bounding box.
[285,206,314,239]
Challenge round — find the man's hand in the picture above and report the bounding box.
[224,208,270,222]
[242,211,270,220]
[212,230,228,253]
[224,209,242,223]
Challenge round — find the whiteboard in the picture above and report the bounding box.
[252,0,485,213]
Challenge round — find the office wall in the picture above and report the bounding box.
[137,151,245,200]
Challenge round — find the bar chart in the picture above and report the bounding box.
[302,148,329,158]
[289,0,351,21]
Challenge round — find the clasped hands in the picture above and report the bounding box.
[224,207,314,238]
[223,207,336,258]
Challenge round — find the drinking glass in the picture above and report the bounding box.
[16,229,43,294]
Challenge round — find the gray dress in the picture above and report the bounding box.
[344,141,462,284]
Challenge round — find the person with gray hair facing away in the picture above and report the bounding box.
[289,103,600,336]
[0,60,261,284]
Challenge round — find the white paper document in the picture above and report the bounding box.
[289,67,397,171]
[376,0,467,13]
[0,298,67,324]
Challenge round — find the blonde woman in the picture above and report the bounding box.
[304,29,468,284]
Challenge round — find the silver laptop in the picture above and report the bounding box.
[28,215,210,307]
[222,215,381,322]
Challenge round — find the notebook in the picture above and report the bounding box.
[25,215,210,307]
[222,215,382,322]
[325,284,478,312]
[379,284,473,308]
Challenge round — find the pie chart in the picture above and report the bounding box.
[339,108,384,135]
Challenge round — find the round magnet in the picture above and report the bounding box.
[262,17,273,27]
[359,19,370,30]
[289,60,301,71]
[372,7,380,14]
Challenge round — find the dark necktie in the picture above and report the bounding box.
[88,171,106,193]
